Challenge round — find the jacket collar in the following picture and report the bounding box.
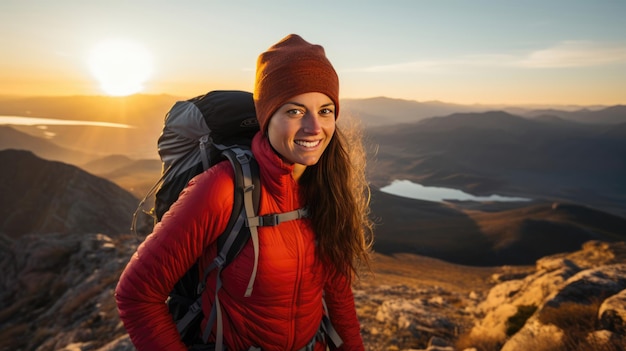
[252,132,299,198]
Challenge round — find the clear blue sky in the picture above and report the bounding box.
[1,0,625,105]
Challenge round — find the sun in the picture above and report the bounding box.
[88,39,154,96]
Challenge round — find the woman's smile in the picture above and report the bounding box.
[294,139,322,148]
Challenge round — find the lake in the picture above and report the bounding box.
[380,179,532,203]
[0,116,133,128]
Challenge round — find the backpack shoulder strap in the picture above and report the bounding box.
[201,146,260,348]
[174,146,259,343]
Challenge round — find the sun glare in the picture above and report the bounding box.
[88,39,154,96]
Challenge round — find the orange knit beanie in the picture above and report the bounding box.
[254,34,339,133]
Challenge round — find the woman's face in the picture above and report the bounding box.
[267,92,336,176]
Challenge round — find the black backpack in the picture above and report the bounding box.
[131,91,337,350]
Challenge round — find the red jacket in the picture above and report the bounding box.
[116,133,364,350]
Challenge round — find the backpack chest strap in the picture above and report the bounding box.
[246,208,309,227]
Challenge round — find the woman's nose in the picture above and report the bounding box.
[303,113,322,134]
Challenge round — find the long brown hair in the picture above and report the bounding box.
[300,121,373,279]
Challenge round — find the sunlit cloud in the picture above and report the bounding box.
[516,40,626,68]
[350,41,626,73]
[354,54,516,73]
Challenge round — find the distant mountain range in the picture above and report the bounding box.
[341,96,625,126]
[1,94,623,127]
[0,125,94,164]
[367,110,626,217]
[1,94,625,264]
[522,105,626,124]
[2,148,624,269]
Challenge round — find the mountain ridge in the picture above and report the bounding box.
[0,149,138,237]
[367,110,626,217]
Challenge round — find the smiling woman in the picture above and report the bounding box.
[88,39,154,96]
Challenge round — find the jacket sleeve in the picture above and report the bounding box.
[115,165,234,351]
[324,271,365,351]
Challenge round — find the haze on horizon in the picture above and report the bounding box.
[1,0,625,106]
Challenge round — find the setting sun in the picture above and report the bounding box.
[88,39,154,96]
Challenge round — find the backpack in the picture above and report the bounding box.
[131,90,342,350]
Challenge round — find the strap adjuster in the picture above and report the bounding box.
[259,214,280,226]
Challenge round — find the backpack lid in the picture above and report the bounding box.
[157,90,258,184]
[190,90,258,145]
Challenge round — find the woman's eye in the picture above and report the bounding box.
[287,109,304,116]
[320,108,334,116]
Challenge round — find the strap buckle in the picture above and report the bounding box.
[259,214,280,226]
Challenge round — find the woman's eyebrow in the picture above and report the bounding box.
[284,101,335,108]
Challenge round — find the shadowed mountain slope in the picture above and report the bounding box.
[0,149,138,237]
[0,126,94,164]
[82,155,162,199]
[370,189,626,266]
[367,111,626,216]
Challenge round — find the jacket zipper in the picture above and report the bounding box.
[288,190,305,350]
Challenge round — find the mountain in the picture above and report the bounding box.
[340,97,621,127]
[341,97,491,126]
[0,126,95,165]
[0,150,145,351]
[82,156,162,199]
[523,105,626,124]
[369,189,626,266]
[367,110,626,216]
[2,95,621,160]
[2,94,619,129]
[81,154,137,174]
[0,149,138,237]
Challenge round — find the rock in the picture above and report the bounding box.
[466,242,626,351]
[598,288,626,334]
[0,231,135,351]
[500,319,563,351]
[545,264,626,308]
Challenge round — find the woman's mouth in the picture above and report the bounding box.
[294,139,321,148]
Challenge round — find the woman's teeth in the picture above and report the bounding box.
[295,140,321,148]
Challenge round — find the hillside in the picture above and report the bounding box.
[81,155,161,199]
[370,189,626,266]
[0,149,138,237]
[367,110,626,216]
[0,126,95,165]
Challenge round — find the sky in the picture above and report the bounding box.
[1,0,625,106]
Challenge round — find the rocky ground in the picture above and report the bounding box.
[357,241,626,351]
[2,229,626,351]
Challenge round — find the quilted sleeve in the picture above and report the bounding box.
[324,271,365,351]
[115,164,235,351]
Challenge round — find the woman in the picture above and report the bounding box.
[116,34,372,350]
